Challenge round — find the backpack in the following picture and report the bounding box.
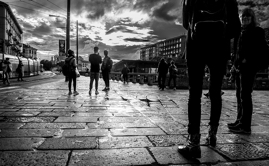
[191,0,227,40]
[62,57,74,76]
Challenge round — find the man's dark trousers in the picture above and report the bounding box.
[102,70,110,88]
[186,37,229,135]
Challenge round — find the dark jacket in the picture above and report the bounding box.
[169,64,178,76]
[158,59,169,75]
[65,56,76,74]
[89,53,102,72]
[121,66,129,75]
[101,56,113,72]
[234,26,267,71]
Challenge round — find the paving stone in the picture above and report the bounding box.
[69,148,155,165]
[111,128,166,136]
[99,117,149,123]
[216,160,269,166]
[37,137,97,150]
[62,129,109,137]
[0,112,40,117]
[54,117,97,123]
[0,129,60,138]
[0,123,25,129]
[156,122,188,135]
[21,123,86,129]
[0,150,69,166]
[73,112,113,117]
[200,134,247,145]
[251,126,269,133]
[99,136,153,148]
[0,138,44,150]
[150,146,226,165]
[239,133,269,143]
[0,109,19,112]
[88,120,157,128]
[37,111,74,117]
[148,135,187,146]
[5,117,55,123]
[215,143,269,160]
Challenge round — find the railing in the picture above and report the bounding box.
[79,71,269,90]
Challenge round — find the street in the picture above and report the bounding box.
[0,74,269,165]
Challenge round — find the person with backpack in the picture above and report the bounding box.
[157,58,169,91]
[178,0,241,158]
[101,50,113,91]
[167,61,178,90]
[228,8,269,134]
[89,46,102,95]
[121,64,129,84]
[65,49,79,96]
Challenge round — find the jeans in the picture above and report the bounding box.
[158,73,167,89]
[123,74,128,83]
[90,72,100,90]
[102,70,110,88]
[68,72,77,92]
[168,75,177,88]
[235,64,257,130]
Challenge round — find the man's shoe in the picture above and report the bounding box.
[102,88,107,91]
[178,134,201,158]
[95,90,99,95]
[205,126,218,147]
[227,120,240,128]
[73,91,79,96]
[107,87,110,91]
[68,91,72,95]
[173,87,176,90]
[228,124,251,134]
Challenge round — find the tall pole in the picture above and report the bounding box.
[76,20,78,63]
[66,0,70,54]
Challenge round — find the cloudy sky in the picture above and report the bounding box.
[4,0,269,60]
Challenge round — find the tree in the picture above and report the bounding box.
[40,59,54,70]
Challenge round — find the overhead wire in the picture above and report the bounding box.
[46,0,67,13]
[27,0,66,16]
[6,1,66,18]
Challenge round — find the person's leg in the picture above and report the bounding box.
[239,69,256,131]
[6,72,10,84]
[206,60,227,146]
[73,75,77,91]
[90,73,94,91]
[178,58,205,158]
[95,73,100,94]
[107,72,110,89]
[173,76,177,89]
[158,74,161,88]
[161,74,166,90]
[102,71,106,87]
[68,75,72,94]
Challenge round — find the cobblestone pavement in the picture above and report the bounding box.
[0,75,269,165]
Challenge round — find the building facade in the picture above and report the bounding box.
[0,1,23,59]
[140,35,186,61]
[22,44,37,59]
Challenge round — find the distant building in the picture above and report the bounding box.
[22,44,38,59]
[0,1,23,58]
[140,35,186,61]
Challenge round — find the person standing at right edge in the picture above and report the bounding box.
[101,50,113,91]
[178,0,241,158]
[89,46,102,95]
[228,8,269,134]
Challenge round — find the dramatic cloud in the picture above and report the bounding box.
[5,0,269,60]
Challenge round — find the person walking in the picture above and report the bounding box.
[16,60,24,81]
[157,58,169,90]
[65,49,79,96]
[121,64,129,84]
[101,50,113,91]
[89,46,102,95]
[227,8,269,134]
[2,58,11,85]
[178,0,241,158]
[167,61,178,90]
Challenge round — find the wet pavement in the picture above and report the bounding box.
[0,74,269,165]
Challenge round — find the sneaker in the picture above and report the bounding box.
[107,87,110,91]
[89,90,92,95]
[173,87,176,90]
[73,91,79,96]
[68,91,72,95]
[102,88,107,91]
[228,124,251,134]
[95,90,99,95]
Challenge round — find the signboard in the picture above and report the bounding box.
[59,40,65,56]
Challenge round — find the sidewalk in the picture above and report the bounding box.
[0,75,269,165]
[0,71,56,87]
